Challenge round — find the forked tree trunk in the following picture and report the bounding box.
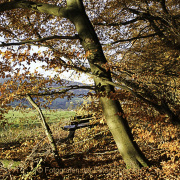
[65,0,149,168]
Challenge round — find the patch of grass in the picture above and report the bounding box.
[0,109,76,144]
[2,109,75,129]
[0,110,180,179]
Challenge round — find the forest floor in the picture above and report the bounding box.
[0,110,179,179]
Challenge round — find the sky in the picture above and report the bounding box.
[26,60,93,84]
[0,36,93,84]
[1,57,93,84]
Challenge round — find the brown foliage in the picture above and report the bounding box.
[0,0,179,177]
[0,109,179,179]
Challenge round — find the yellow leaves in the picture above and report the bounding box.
[85,49,97,58]
[0,51,4,56]
[16,71,20,77]
[159,141,180,153]
[135,126,156,143]
[161,124,178,141]
[148,135,155,143]
[54,67,59,72]
[161,160,179,176]
[21,140,35,147]
[1,50,12,60]
[85,50,93,58]
[100,118,105,124]
[77,52,80,57]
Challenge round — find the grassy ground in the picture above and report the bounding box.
[0,109,179,179]
[0,109,75,144]
[3,109,75,127]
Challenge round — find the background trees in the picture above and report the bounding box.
[93,0,180,124]
[0,0,179,174]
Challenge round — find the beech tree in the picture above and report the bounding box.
[100,0,180,125]
[0,0,179,169]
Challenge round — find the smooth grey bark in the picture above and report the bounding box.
[64,0,149,168]
[0,0,149,168]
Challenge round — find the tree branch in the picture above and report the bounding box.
[26,94,63,167]
[20,85,95,96]
[0,0,67,18]
[0,35,79,47]
[102,33,158,45]
[21,18,91,77]
[94,16,142,26]
[160,0,169,14]
[0,33,158,47]
[127,7,173,23]
[94,14,179,27]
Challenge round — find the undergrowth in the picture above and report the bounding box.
[0,111,179,179]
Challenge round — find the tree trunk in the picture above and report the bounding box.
[26,95,63,167]
[0,0,150,169]
[65,0,149,169]
[122,79,180,125]
[161,100,180,126]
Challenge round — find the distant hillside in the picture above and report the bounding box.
[0,77,93,109]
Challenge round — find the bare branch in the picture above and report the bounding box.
[94,17,144,26]
[102,33,158,45]
[160,0,169,14]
